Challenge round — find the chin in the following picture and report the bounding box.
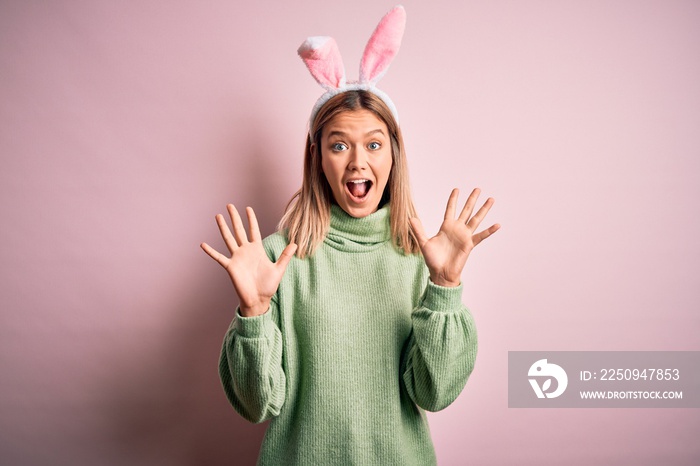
[339,200,380,218]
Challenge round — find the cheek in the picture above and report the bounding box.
[321,156,341,185]
[319,153,331,178]
[378,157,393,184]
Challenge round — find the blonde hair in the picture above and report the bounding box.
[279,90,420,258]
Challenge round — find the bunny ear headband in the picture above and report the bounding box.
[298,5,406,134]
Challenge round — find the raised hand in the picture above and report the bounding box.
[201,205,297,317]
[410,188,500,287]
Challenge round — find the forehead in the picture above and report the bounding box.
[323,109,388,137]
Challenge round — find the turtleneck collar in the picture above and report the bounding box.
[325,204,391,252]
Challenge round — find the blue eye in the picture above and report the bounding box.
[331,142,347,152]
[368,142,381,150]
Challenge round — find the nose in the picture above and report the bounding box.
[347,146,369,171]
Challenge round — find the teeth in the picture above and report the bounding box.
[349,179,369,184]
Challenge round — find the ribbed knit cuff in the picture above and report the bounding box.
[422,280,464,312]
[233,307,272,338]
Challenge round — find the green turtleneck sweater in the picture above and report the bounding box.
[219,204,478,465]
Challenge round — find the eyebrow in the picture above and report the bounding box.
[327,129,386,138]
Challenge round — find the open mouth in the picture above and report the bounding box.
[345,179,373,202]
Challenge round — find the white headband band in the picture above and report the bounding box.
[297,5,406,135]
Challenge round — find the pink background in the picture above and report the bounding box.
[1,1,698,465]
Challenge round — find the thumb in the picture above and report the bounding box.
[276,243,298,272]
[409,217,429,249]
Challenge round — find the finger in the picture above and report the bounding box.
[216,213,238,252]
[409,217,429,248]
[466,197,495,231]
[457,187,481,223]
[275,243,298,272]
[200,242,229,267]
[444,188,459,220]
[246,207,262,242]
[472,223,501,247]
[227,204,249,245]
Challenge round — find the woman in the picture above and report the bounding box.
[201,7,500,465]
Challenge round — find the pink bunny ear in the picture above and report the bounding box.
[359,5,406,85]
[298,36,346,90]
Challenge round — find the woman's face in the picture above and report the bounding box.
[317,109,393,218]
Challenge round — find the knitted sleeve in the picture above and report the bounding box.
[218,298,286,424]
[401,280,478,412]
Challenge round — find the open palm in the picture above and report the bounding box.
[201,205,297,317]
[410,188,500,287]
